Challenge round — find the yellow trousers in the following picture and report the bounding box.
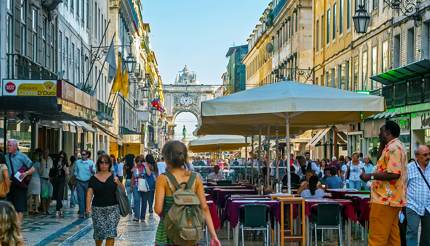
[368,203,402,246]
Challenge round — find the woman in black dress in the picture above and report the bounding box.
[86,154,124,246]
[50,151,69,217]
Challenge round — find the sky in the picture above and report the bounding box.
[142,0,269,85]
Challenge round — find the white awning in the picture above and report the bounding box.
[73,121,96,132]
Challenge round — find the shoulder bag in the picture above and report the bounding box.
[137,166,149,192]
[0,164,10,198]
[414,161,430,191]
[115,184,131,217]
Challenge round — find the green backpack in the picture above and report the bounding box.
[164,172,205,245]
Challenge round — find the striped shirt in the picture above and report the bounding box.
[407,161,430,216]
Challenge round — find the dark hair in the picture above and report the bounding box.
[0,152,5,164]
[384,120,401,138]
[58,151,68,166]
[309,175,319,196]
[162,140,188,168]
[145,154,158,174]
[70,156,76,165]
[96,154,112,172]
[329,167,337,176]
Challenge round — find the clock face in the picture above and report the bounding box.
[180,96,193,106]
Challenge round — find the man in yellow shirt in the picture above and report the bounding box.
[361,120,407,246]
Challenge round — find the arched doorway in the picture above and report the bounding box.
[173,112,198,141]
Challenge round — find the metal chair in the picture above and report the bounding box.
[239,204,270,246]
[310,203,343,246]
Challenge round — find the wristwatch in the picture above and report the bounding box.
[370,175,375,180]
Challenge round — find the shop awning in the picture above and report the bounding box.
[307,128,331,147]
[62,121,77,133]
[366,111,396,120]
[73,121,95,132]
[371,59,430,85]
[92,121,119,140]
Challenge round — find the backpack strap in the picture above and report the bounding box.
[185,172,197,190]
[165,172,181,190]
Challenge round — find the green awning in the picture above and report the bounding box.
[371,59,430,85]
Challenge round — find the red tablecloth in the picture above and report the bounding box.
[213,188,257,208]
[207,200,221,230]
[345,194,371,226]
[225,199,280,228]
[305,199,357,222]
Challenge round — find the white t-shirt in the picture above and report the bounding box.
[348,161,365,181]
[117,162,124,177]
[157,161,167,175]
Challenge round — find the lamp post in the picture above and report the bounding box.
[353,3,371,33]
[125,54,137,73]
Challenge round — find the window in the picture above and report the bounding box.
[393,34,400,67]
[347,0,351,29]
[72,42,75,83]
[339,0,343,34]
[295,11,298,31]
[337,64,342,88]
[7,0,12,10]
[327,8,331,44]
[325,71,329,87]
[20,0,27,56]
[373,0,378,10]
[77,47,80,83]
[64,0,68,8]
[362,50,368,90]
[321,15,325,48]
[407,28,415,63]
[345,61,350,90]
[94,2,97,38]
[70,0,74,13]
[353,56,359,90]
[333,3,337,39]
[422,22,430,59]
[86,0,90,29]
[331,68,336,87]
[31,8,37,62]
[42,18,47,66]
[65,37,69,79]
[316,19,320,51]
[81,0,84,25]
[59,31,63,74]
[382,41,389,71]
[76,0,79,18]
[372,46,378,76]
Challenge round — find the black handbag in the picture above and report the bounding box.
[115,185,131,217]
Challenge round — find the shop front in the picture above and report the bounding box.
[411,111,430,154]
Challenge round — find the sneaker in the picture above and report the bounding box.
[149,213,154,219]
[133,218,139,222]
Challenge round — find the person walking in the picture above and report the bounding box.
[346,152,365,190]
[362,155,375,190]
[27,149,42,214]
[0,152,10,200]
[74,150,95,218]
[124,154,135,206]
[154,141,220,245]
[39,149,53,214]
[131,155,152,222]
[360,120,407,246]
[145,154,157,219]
[405,145,430,246]
[51,151,69,217]
[5,139,35,224]
[86,154,123,246]
[0,201,24,246]
[157,157,167,175]
[68,156,77,208]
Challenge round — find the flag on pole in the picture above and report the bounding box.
[106,35,116,82]
[111,53,122,94]
[121,68,129,98]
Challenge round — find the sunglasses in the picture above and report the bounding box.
[81,153,88,156]
[100,160,110,165]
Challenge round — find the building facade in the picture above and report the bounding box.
[224,45,248,95]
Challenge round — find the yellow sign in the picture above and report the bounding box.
[2,80,57,96]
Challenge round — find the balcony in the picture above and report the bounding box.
[97,100,113,122]
[370,78,430,109]
[7,53,57,80]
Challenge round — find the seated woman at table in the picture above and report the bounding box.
[300,175,326,199]
[207,165,224,181]
[322,167,343,189]
[297,170,321,195]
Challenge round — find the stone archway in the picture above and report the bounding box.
[163,66,222,140]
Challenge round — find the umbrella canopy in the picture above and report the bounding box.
[198,81,385,193]
[188,135,248,153]
[199,81,384,134]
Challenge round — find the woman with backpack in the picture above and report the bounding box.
[130,155,153,222]
[154,141,220,246]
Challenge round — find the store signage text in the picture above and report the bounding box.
[1,80,57,96]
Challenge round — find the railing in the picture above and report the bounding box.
[7,53,57,80]
[97,100,113,121]
[370,78,430,109]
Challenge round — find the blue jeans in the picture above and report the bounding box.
[406,208,430,246]
[125,179,132,207]
[69,187,77,207]
[76,180,89,217]
[133,187,150,220]
[348,180,362,190]
[148,190,155,214]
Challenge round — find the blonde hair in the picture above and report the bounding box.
[0,201,24,246]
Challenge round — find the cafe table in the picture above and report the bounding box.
[345,194,371,240]
[225,199,280,246]
[212,188,257,208]
[304,198,356,246]
[326,188,370,199]
[207,200,221,230]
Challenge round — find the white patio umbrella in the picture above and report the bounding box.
[188,135,248,153]
[199,81,385,193]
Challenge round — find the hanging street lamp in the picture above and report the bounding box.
[353,3,371,33]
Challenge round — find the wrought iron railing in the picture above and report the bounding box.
[6,53,57,80]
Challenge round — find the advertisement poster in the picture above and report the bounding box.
[1,80,57,96]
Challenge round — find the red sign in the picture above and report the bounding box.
[5,82,16,93]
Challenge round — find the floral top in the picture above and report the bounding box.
[371,138,407,207]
